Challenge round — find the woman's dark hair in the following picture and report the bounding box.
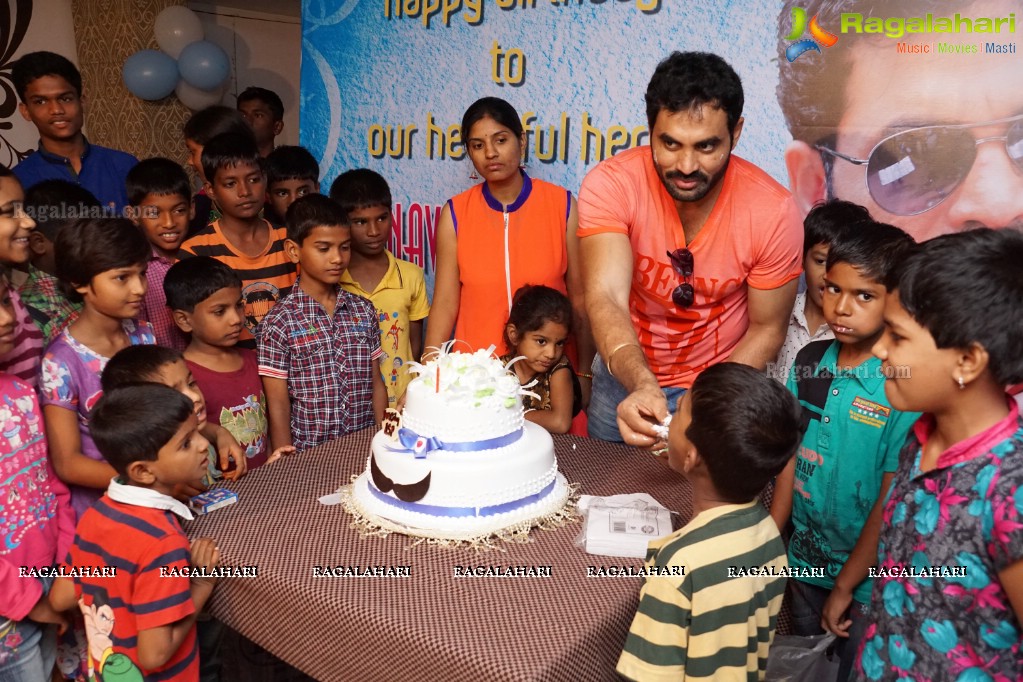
[896,228,1023,385]
[686,363,802,504]
[55,218,151,302]
[503,285,572,350]
[91,384,195,477]
[461,97,523,142]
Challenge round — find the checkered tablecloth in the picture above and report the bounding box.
[186,430,699,682]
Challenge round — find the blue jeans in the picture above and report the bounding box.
[0,616,58,682]
[788,579,869,682]
[586,354,686,442]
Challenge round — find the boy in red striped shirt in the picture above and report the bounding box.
[49,384,220,681]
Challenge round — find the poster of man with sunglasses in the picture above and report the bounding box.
[778,0,1023,240]
[578,52,804,446]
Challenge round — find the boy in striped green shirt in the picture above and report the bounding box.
[617,363,802,681]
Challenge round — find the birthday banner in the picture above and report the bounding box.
[299,0,791,275]
[300,0,1023,272]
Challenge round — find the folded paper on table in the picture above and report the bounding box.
[577,493,673,558]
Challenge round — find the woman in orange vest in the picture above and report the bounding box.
[426,97,593,398]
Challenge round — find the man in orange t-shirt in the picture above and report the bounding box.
[578,51,803,444]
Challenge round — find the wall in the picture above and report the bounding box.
[2,0,300,173]
[71,0,193,165]
[191,2,302,147]
[0,0,79,167]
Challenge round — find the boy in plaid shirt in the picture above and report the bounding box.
[257,194,385,451]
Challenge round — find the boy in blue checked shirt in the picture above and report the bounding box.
[258,194,385,452]
[770,221,919,681]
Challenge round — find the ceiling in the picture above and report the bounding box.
[190,0,302,19]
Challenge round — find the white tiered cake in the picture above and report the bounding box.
[349,348,570,539]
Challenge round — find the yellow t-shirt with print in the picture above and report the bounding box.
[340,251,430,406]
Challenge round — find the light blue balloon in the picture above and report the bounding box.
[122,50,178,100]
[178,41,230,90]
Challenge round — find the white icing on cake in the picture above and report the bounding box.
[351,348,566,537]
[401,348,524,442]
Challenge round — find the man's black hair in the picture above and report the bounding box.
[163,256,242,312]
[201,132,262,185]
[826,220,914,287]
[11,51,82,101]
[895,228,1023,385]
[329,168,393,213]
[645,51,744,133]
[686,362,802,503]
[285,194,348,245]
[237,86,284,122]
[126,158,192,207]
[91,384,195,477]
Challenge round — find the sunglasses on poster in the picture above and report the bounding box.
[816,113,1023,216]
[666,248,694,309]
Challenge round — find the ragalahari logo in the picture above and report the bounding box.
[785,7,839,62]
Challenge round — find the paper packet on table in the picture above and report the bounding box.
[575,493,674,558]
[190,488,238,515]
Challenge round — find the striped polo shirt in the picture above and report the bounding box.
[180,218,297,349]
[617,501,787,682]
[66,492,198,681]
[0,287,44,389]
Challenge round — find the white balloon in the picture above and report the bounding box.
[175,79,225,111]
[154,6,204,59]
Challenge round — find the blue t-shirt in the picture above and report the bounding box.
[13,138,137,213]
[786,340,920,603]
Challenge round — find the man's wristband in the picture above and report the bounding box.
[605,342,640,378]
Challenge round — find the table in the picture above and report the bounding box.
[185,429,695,682]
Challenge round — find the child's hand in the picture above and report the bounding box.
[821,585,854,637]
[28,593,69,634]
[266,445,296,465]
[189,537,220,587]
[215,429,247,480]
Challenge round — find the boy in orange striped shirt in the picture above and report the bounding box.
[180,132,297,350]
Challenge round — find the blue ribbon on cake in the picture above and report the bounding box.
[368,478,557,517]
[388,427,524,459]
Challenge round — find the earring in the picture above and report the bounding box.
[468,162,479,181]
[957,376,966,390]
